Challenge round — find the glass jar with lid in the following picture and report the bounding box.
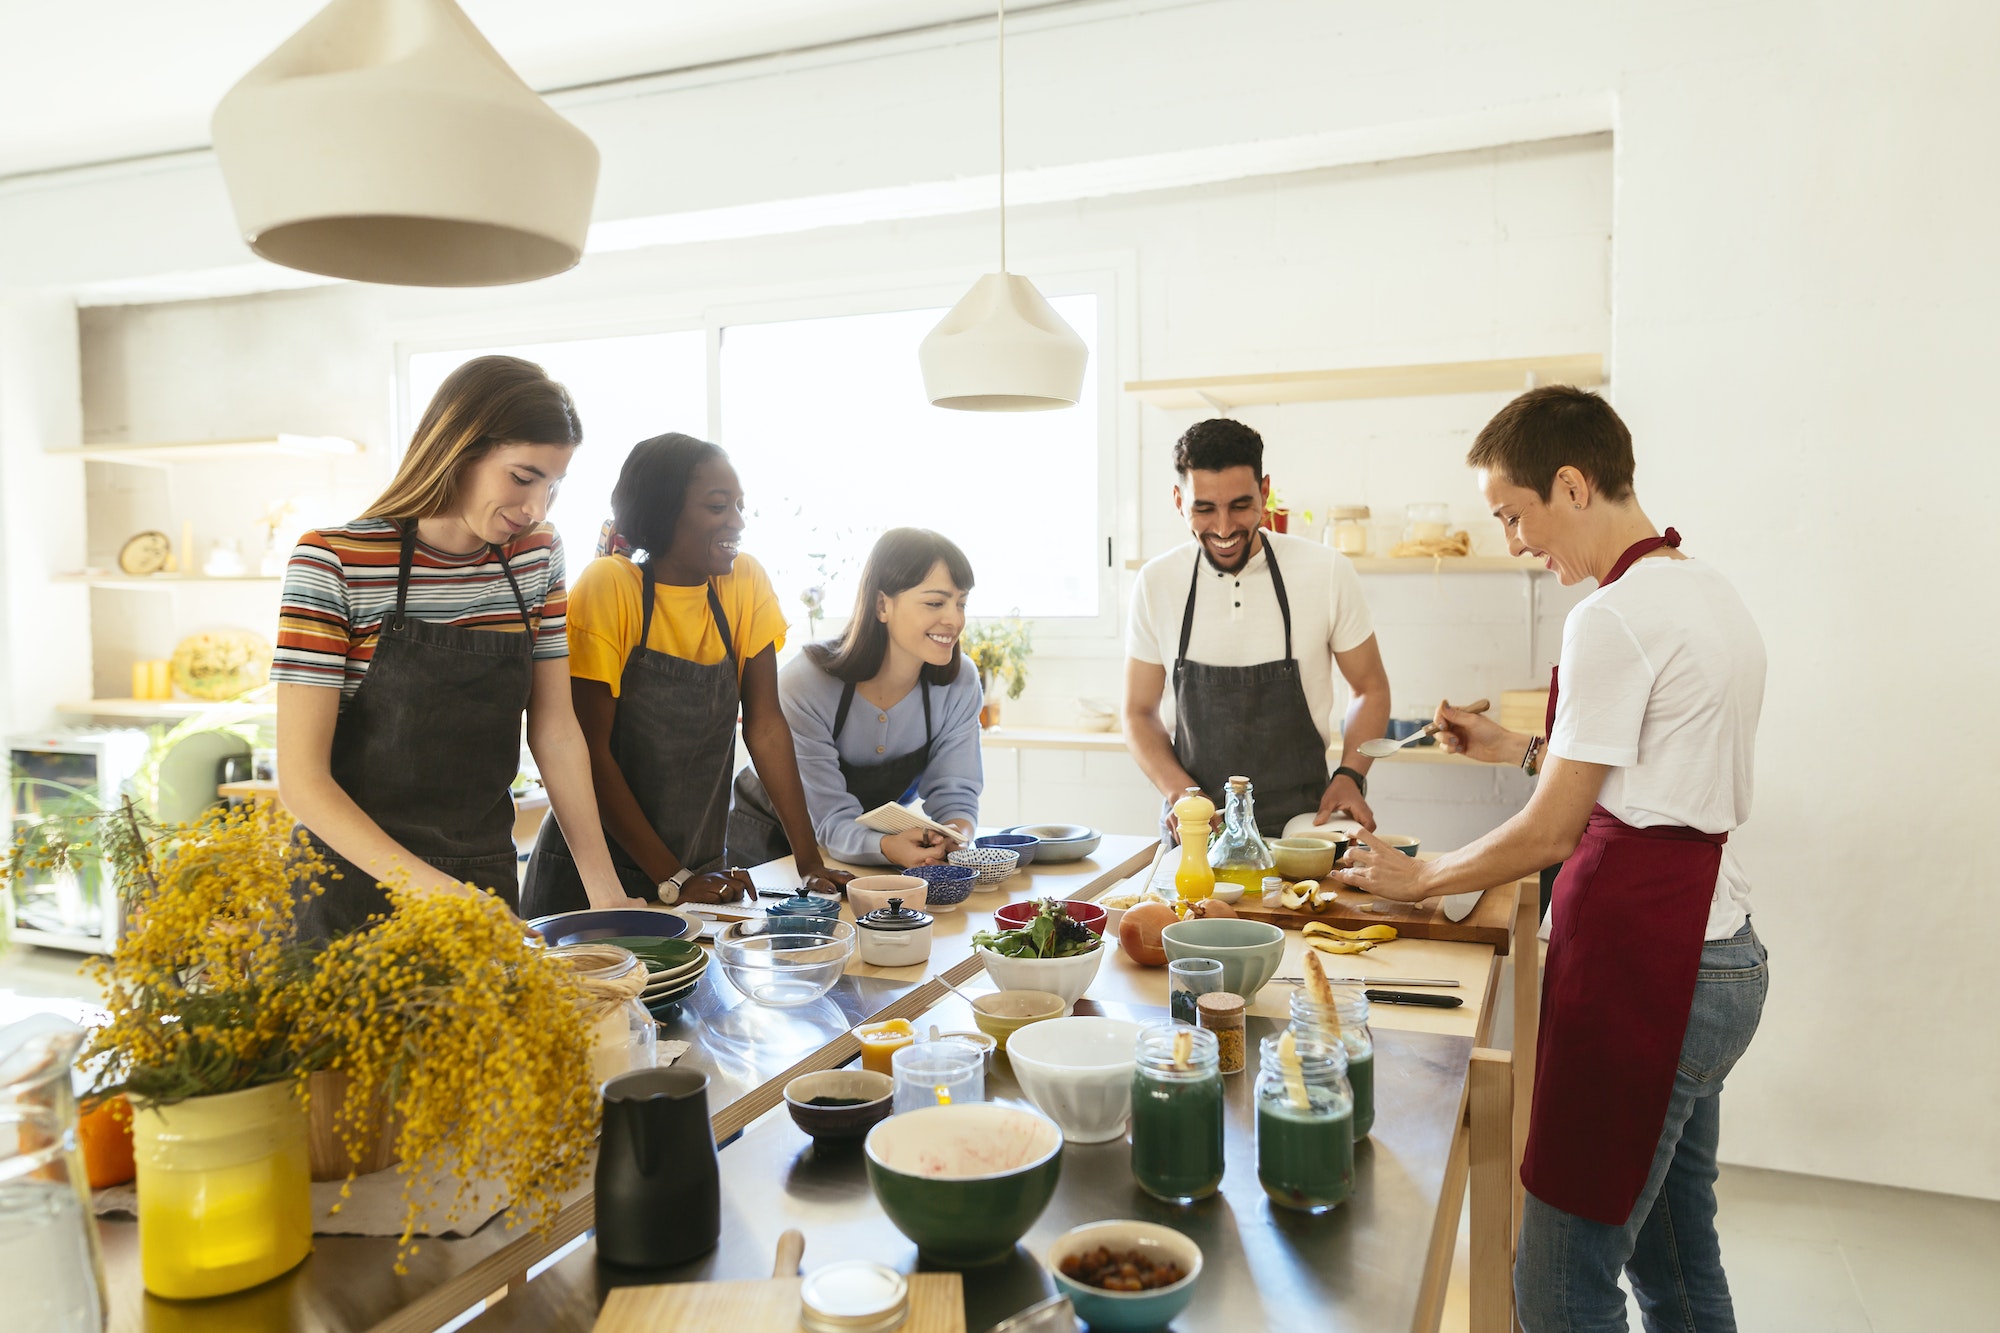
[1403,501,1451,546]
[1288,983,1374,1139]
[1130,1021,1225,1203]
[1328,505,1371,557]
[1255,1031,1354,1213]
[548,944,656,1089]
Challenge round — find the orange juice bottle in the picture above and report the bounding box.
[856,1019,914,1076]
[1172,788,1217,905]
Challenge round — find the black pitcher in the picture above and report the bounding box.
[596,1067,721,1269]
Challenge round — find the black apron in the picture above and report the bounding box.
[521,562,739,917]
[1166,537,1328,839]
[295,525,533,939]
[726,679,934,867]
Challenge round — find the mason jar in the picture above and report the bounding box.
[1130,1022,1224,1203]
[1254,1032,1354,1213]
[1288,983,1375,1139]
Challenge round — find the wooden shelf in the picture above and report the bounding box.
[1123,554,1546,573]
[56,574,282,590]
[978,725,1479,766]
[57,698,211,720]
[1124,353,1605,410]
[51,435,361,467]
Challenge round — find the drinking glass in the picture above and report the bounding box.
[891,1041,984,1112]
[1167,957,1224,1025]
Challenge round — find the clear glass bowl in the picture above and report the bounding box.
[716,917,856,1007]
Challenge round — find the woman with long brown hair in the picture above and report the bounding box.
[728,528,984,868]
[274,355,637,936]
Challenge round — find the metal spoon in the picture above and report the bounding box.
[1358,698,1490,757]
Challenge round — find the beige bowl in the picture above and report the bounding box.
[971,989,1067,1043]
[1271,837,1340,880]
[847,874,929,917]
[1374,834,1421,858]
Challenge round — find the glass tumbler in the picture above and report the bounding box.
[1168,957,1224,1026]
[891,1041,984,1113]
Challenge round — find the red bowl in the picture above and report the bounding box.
[993,898,1109,937]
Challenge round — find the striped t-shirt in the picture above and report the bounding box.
[272,518,569,702]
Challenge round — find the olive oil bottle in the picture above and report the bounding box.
[1209,775,1276,896]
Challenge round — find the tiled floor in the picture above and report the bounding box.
[8,942,1996,1332]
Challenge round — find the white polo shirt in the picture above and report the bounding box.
[1548,556,1766,940]
[1126,532,1376,753]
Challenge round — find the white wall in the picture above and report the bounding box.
[6,0,1998,1201]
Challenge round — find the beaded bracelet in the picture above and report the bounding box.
[1521,735,1545,777]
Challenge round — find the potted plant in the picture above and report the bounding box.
[4,800,599,1293]
[961,614,1034,729]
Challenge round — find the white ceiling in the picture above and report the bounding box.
[0,0,1036,179]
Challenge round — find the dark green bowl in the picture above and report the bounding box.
[864,1104,1063,1266]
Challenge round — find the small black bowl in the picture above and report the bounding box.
[784,1069,895,1142]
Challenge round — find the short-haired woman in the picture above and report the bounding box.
[521,434,847,913]
[275,355,637,937]
[727,529,984,869]
[1336,386,1769,1331]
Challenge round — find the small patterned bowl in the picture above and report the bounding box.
[948,846,1021,885]
[906,863,979,910]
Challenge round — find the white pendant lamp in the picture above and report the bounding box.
[919,1,1087,411]
[211,0,600,287]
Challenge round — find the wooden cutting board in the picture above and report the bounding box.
[593,1272,964,1332]
[1233,879,1517,952]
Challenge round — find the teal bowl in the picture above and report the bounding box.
[1047,1219,1203,1331]
[1159,918,1286,1000]
[864,1103,1063,1267]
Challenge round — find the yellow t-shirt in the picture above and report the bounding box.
[567,553,788,695]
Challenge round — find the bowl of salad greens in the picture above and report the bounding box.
[973,900,1105,1014]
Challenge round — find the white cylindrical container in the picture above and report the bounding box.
[855,898,934,967]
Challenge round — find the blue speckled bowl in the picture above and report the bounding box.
[907,863,978,910]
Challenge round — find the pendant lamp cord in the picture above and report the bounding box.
[997,0,1007,274]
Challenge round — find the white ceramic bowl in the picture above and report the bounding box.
[846,874,929,918]
[948,846,1021,885]
[975,943,1106,1014]
[1003,1016,1144,1144]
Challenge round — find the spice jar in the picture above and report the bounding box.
[1130,1021,1225,1203]
[549,944,656,1089]
[1255,1031,1355,1213]
[800,1260,910,1333]
[1196,991,1247,1075]
[1289,983,1375,1139]
[1328,505,1371,556]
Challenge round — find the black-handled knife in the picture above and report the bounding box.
[1366,989,1464,1009]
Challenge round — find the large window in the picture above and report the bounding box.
[402,290,1104,634]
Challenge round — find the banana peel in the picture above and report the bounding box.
[1301,921,1398,955]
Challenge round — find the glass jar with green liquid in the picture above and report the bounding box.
[1130,1022,1225,1203]
[1208,775,1276,896]
[1255,1031,1354,1214]
[1288,984,1375,1140]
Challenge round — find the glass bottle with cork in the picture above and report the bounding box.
[1170,787,1216,905]
[1208,775,1276,897]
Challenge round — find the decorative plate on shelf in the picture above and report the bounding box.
[170,629,273,701]
[117,530,173,576]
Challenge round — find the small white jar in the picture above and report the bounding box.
[855,897,933,967]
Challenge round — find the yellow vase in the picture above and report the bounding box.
[133,1079,313,1300]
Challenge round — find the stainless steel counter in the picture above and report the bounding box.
[466,998,1473,1333]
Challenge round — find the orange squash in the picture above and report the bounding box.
[79,1094,136,1189]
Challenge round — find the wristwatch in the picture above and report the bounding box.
[657,867,693,904]
[1332,765,1369,799]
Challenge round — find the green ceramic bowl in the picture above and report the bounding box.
[1159,918,1286,999]
[1046,1219,1203,1332]
[864,1103,1063,1267]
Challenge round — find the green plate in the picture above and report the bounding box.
[644,974,702,1017]
[596,937,704,969]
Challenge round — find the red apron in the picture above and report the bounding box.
[1520,528,1727,1226]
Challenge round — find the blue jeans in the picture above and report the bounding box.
[1515,922,1769,1333]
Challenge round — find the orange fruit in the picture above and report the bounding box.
[79,1094,136,1189]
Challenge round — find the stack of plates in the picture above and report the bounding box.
[597,936,710,1016]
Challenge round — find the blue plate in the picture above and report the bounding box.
[975,833,1041,866]
[528,908,692,947]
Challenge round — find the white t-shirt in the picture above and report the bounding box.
[1549,556,1766,940]
[1126,532,1376,753]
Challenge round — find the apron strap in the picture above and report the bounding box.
[394,524,417,628]
[833,680,934,746]
[636,558,658,657]
[490,541,534,637]
[706,580,736,664]
[1545,528,1683,736]
[1176,535,1296,666]
[921,678,933,746]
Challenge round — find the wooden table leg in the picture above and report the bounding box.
[1469,1048,1517,1333]
[1511,878,1541,1231]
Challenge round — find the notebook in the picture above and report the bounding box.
[855,803,969,845]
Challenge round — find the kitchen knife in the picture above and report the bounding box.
[1365,989,1464,1008]
[1440,889,1483,922]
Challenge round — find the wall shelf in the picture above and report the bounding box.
[56,698,218,720]
[1124,353,1605,410]
[56,574,283,590]
[51,435,362,467]
[1123,554,1546,573]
